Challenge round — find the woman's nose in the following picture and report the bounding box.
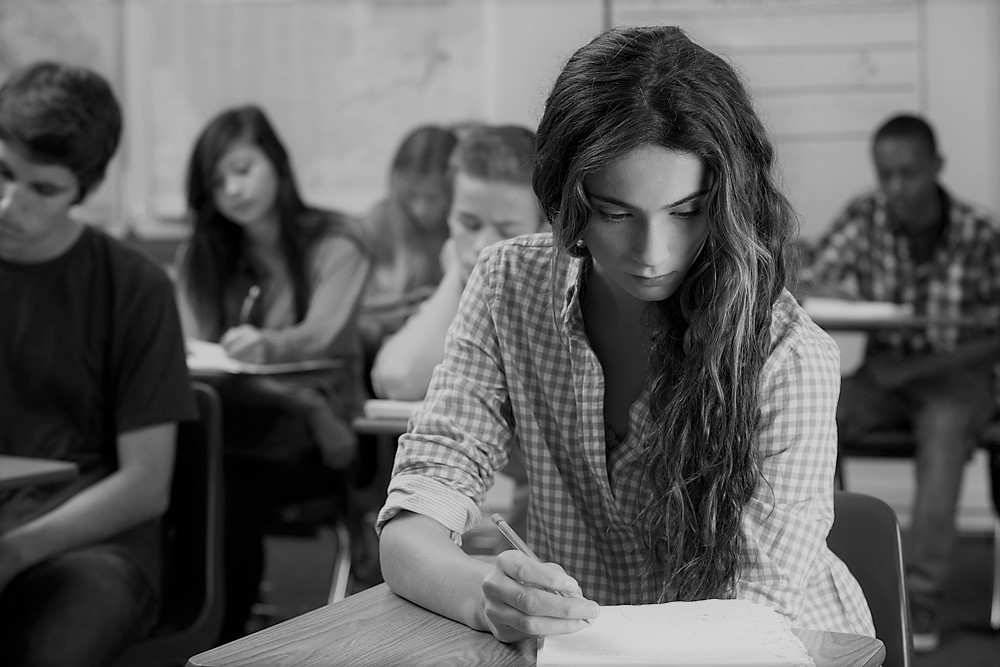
[0,182,22,216]
[223,176,243,198]
[631,218,671,267]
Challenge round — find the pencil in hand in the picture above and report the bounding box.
[490,513,587,603]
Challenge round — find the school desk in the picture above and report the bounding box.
[803,297,994,333]
[0,455,79,491]
[186,582,885,667]
[352,399,421,436]
[811,314,993,332]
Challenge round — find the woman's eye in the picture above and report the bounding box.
[31,184,60,197]
[673,207,703,220]
[598,209,631,223]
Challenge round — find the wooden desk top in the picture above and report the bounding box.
[0,455,79,491]
[187,583,884,667]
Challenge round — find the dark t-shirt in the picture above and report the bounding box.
[0,225,197,590]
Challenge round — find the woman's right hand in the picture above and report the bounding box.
[480,550,599,643]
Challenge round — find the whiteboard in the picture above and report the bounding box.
[610,0,927,238]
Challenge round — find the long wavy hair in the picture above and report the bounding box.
[180,104,362,339]
[533,26,795,601]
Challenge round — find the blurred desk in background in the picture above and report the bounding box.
[0,455,79,491]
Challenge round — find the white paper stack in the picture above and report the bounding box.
[185,339,341,375]
[537,599,814,667]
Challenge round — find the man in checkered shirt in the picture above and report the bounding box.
[808,113,1000,653]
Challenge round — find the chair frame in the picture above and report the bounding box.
[836,428,1000,631]
[828,490,914,667]
[114,382,226,667]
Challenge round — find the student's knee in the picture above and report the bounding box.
[915,390,993,442]
[0,548,157,667]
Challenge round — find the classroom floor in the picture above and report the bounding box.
[911,532,1000,666]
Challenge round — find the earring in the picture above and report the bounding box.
[575,239,586,249]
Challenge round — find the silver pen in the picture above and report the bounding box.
[491,513,588,606]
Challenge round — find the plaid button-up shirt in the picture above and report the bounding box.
[378,233,874,636]
[809,188,1000,356]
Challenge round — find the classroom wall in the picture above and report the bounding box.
[0,0,995,240]
[492,0,1000,240]
[925,0,1000,223]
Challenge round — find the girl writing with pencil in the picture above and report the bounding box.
[175,104,370,640]
[377,26,875,643]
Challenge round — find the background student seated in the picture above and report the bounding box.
[377,25,874,644]
[805,113,1000,653]
[0,61,196,666]
[370,124,544,401]
[358,124,457,361]
[174,104,370,641]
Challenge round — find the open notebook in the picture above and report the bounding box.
[537,599,813,667]
[185,339,342,375]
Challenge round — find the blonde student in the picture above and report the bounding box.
[359,125,458,351]
[377,25,875,643]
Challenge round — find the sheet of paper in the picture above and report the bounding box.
[537,599,814,666]
[362,399,423,420]
[185,339,341,375]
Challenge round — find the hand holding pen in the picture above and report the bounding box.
[479,513,599,643]
[220,285,266,362]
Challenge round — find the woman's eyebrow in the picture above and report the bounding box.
[588,189,709,210]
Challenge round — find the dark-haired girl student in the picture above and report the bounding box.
[175,104,370,640]
[377,25,875,643]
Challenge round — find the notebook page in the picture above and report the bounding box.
[185,339,341,375]
[537,599,814,666]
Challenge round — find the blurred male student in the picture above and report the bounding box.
[808,113,1000,653]
[0,62,195,666]
[371,124,544,400]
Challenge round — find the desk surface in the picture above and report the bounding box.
[352,415,411,436]
[810,313,993,332]
[0,455,79,491]
[187,583,884,667]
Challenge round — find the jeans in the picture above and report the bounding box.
[838,364,994,609]
[0,543,159,667]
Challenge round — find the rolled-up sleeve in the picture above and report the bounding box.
[376,254,516,543]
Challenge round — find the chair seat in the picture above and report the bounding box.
[836,422,1000,632]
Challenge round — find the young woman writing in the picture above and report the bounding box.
[377,25,874,643]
